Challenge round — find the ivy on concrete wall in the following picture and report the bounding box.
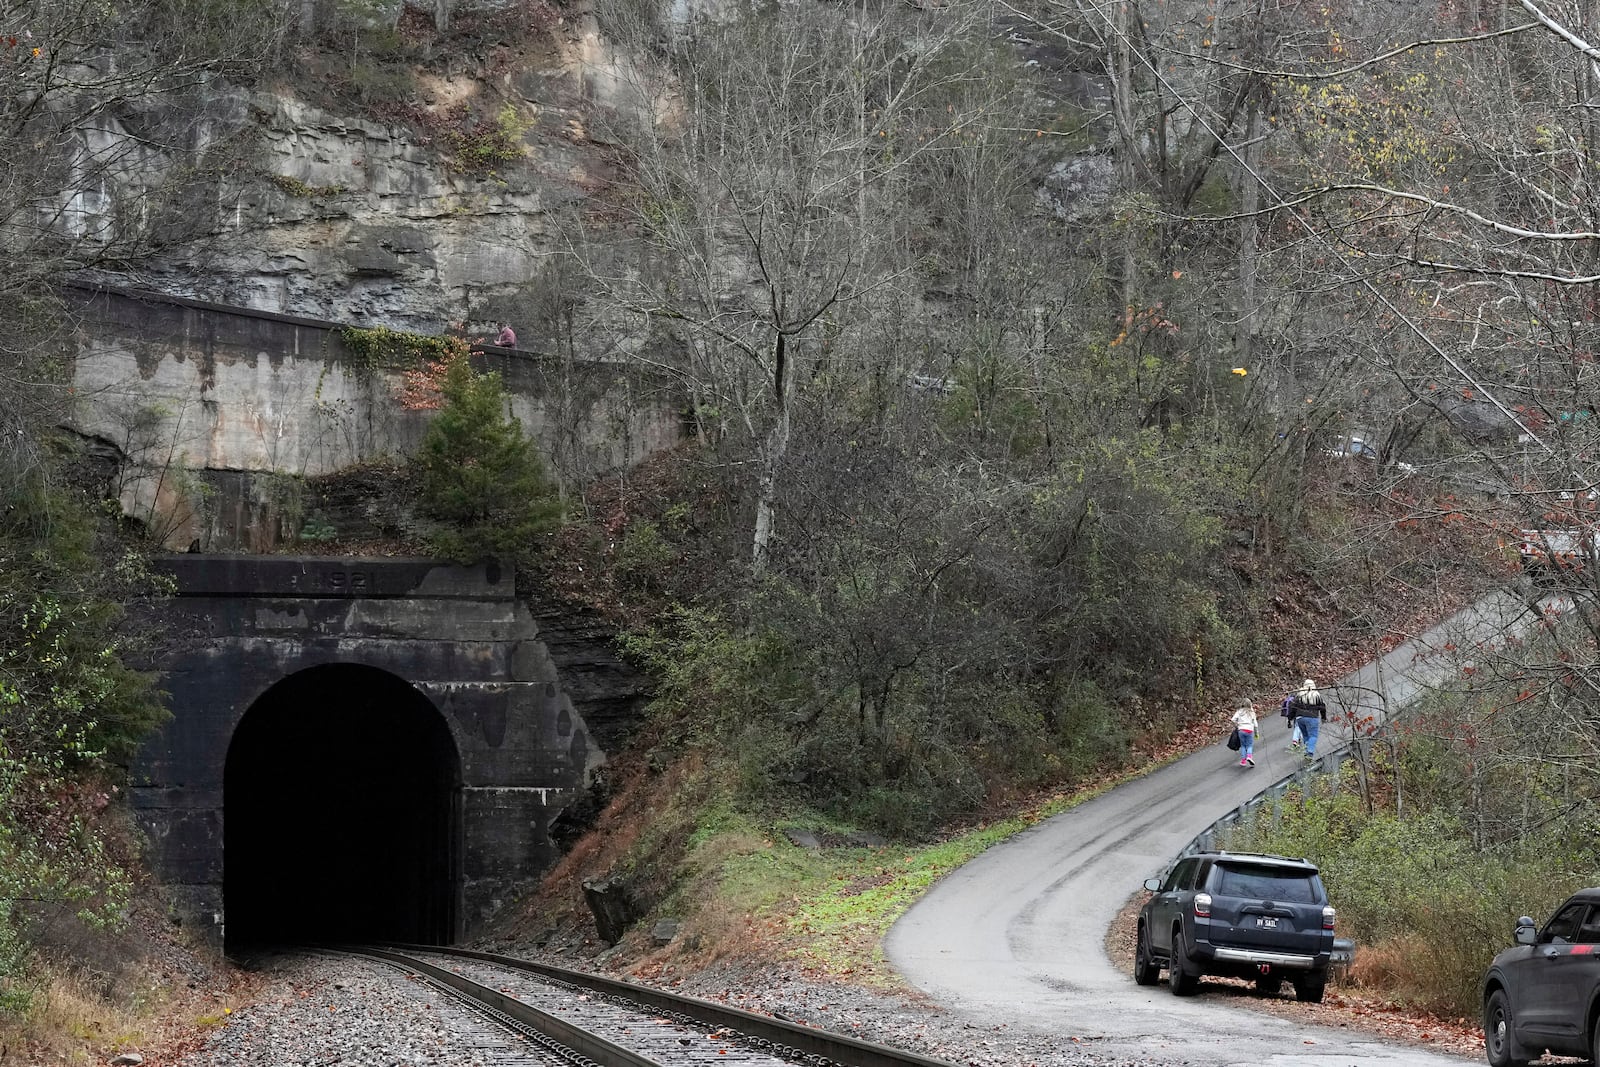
[337,325,461,373]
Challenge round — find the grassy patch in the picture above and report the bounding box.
[543,713,1253,983]
[0,964,160,1063]
[686,778,1132,983]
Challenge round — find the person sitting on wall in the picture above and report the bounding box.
[495,322,517,348]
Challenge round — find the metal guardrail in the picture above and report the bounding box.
[1177,741,1351,859]
[63,280,558,363]
[1171,739,1364,971]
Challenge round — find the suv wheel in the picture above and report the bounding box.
[1167,929,1199,996]
[1133,924,1160,986]
[1293,971,1326,1003]
[1484,989,1528,1067]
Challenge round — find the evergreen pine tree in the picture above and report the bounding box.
[415,358,562,562]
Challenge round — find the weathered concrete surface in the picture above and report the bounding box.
[132,554,614,944]
[65,286,685,549]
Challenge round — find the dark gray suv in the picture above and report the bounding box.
[1481,887,1600,1067]
[1135,850,1337,1002]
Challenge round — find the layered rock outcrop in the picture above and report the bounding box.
[92,1,641,345]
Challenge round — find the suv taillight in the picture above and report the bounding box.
[1193,892,1212,918]
[1322,905,1336,930]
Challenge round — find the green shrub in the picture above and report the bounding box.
[1225,770,1594,1014]
[413,359,562,563]
[449,104,527,174]
[0,484,167,763]
[614,520,674,580]
[1048,680,1132,780]
[849,787,936,841]
[298,511,339,543]
[0,478,164,1015]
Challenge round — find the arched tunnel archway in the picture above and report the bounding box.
[224,664,460,948]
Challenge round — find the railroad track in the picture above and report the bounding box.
[335,945,961,1067]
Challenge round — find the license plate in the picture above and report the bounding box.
[1256,917,1278,929]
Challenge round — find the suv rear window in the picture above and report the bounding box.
[1213,863,1320,903]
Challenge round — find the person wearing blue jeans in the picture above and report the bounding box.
[1231,701,1258,767]
[1290,678,1328,761]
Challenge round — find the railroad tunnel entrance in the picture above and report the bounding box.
[224,664,461,948]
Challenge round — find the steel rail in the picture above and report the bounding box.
[380,943,962,1067]
[342,945,658,1067]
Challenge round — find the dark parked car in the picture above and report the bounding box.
[1482,887,1600,1067]
[1135,850,1337,1002]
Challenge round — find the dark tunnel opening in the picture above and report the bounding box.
[224,664,460,949]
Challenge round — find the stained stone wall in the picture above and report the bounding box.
[64,285,685,550]
[134,554,604,943]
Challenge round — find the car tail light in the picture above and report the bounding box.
[1323,905,1336,930]
[1193,892,1212,918]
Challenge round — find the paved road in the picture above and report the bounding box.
[885,590,1556,1067]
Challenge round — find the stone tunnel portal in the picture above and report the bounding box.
[224,664,461,948]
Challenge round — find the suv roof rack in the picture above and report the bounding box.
[1200,849,1315,866]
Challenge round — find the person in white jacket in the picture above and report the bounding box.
[1231,701,1259,767]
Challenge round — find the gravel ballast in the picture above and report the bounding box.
[175,952,1132,1067]
[178,953,529,1067]
[175,948,1482,1066]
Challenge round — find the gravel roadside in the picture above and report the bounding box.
[665,961,1137,1067]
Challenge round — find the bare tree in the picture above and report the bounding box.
[574,0,996,565]
[0,0,291,493]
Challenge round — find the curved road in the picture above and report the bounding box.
[886,590,1555,1066]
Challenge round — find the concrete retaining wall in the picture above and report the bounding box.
[64,286,686,550]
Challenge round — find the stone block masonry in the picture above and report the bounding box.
[133,554,608,947]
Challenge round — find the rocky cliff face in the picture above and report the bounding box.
[77,0,1117,353]
[101,3,637,345]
